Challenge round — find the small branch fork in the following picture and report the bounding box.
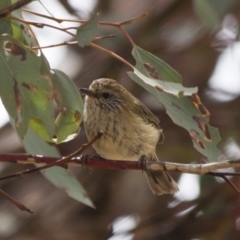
[6,9,147,68]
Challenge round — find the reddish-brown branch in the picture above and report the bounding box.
[8,11,143,69]
[0,154,144,170]
[31,35,115,50]
[23,9,148,27]
[1,153,240,175]
[1,153,240,194]
[0,132,103,181]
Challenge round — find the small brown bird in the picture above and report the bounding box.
[80,78,178,195]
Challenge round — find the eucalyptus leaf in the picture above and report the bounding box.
[77,14,99,47]
[42,167,95,208]
[52,69,83,143]
[1,4,93,208]
[130,45,221,161]
[23,128,95,208]
[11,8,39,51]
[133,68,197,97]
[0,34,55,138]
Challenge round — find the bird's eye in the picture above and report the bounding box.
[102,92,111,99]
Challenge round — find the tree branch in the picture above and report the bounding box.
[0,132,103,181]
[1,152,240,194]
[0,0,32,18]
[1,153,240,176]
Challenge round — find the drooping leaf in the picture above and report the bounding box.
[42,167,95,208]
[2,4,92,208]
[0,34,55,139]
[129,45,221,161]
[0,34,83,142]
[77,14,99,47]
[52,69,83,143]
[22,128,94,208]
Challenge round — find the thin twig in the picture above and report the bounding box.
[0,0,31,18]
[90,42,133,69]
[0,188,33,213]
[119,25,135,45]
[218,175,240,195]
[23,8,88,24]
[23,8,148,27]
[31,34,115,50]
[8,12,138,70]
[118,12,148,26]
[31,41,78,50]
[8,16,76,37]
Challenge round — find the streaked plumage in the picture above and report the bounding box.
[81,78,178,195]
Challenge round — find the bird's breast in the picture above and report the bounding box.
[83,102,160,161]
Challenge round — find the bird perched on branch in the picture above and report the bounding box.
[80,78,178,195]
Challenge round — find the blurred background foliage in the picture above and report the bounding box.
[1,0,240,239]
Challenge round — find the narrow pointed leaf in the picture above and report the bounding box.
[130,45,221,161]
[23,128,94,208]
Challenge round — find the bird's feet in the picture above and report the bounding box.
[138,155,149,172]
[80,154,93,168]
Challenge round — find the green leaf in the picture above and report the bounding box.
[0,1,36,45]
[193,0,221,29]
[52,69,83,143]
[42,167,95,208]
[134,46,182,83]
[133,68,197,97]
[77,14,99,47]
[11,8,39,50]
[28,118,53,142]
[0,34,55,138]
[2,5,92,208]
[131,46,197,96]
[0,35,82,143]
[22,128,94,208]
[130,45,221,161]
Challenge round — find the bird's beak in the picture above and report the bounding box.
[80,88,96,98]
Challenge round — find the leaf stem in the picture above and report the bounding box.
[90,43,133,69]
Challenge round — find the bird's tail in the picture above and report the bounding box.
[144,170,178,195]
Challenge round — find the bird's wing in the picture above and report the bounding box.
[132,101,161,130]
